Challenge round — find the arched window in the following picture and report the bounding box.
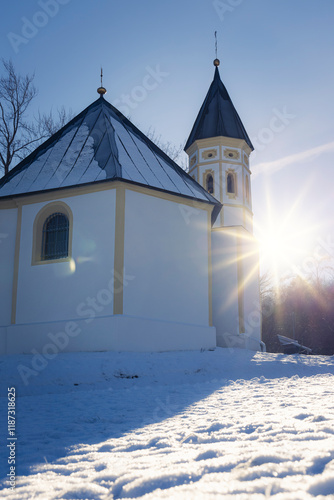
[206,173,214,194]
[42,213,69,260]
[227,172,235,194]
[32,201,73,265]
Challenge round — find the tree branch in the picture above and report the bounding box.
[0,59,71,176]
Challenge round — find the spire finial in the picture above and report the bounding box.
[97,67,107,96]
[213,31,220,67]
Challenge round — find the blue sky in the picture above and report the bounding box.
[1,0,334,278]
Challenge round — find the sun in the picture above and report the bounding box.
[259,228,295,273]
[257,220,313,286]
[253,177,319,286]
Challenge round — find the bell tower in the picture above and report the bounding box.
[185,58,264,351]
[185,59,254,232]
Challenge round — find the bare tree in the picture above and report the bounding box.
[0,60,72,176]
[0,60,38,176]
[37,106,72,137]
[259,270,274,300]
[146,127,188,170]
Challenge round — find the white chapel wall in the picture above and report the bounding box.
[211,228,240,340]
[212,227,262,350]
[123,189,211,327]
[0,208,17,325]
[240,231,262,341]
[15,189,116,325]
[223,205,244,227]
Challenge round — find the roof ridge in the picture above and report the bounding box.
[100,103,122,178]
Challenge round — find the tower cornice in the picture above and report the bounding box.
[186,136,253,158]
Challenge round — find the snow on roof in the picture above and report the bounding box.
[0,96,221,218]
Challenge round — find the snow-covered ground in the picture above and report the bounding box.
[1,348,334,499]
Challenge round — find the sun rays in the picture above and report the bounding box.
[254,178,320,290]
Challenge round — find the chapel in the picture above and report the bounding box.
[0,60,263,355]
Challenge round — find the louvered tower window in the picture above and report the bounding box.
[42,213,69,260]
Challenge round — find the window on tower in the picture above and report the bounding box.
[206,173,214,194]
[227,172,235,194]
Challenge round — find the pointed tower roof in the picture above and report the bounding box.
[0,95,221,220]
[185,66,253,151]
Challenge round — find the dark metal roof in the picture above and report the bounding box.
[185,66,253,151]
[0,96,221,222]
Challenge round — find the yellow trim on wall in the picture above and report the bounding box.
[11,205,22,324]
[201,149,218,160]
[219,162,223,226]
[186,139,252,173]
[223,148,240,160]
[124,182,213,214]
[31,201,73,265]
[207,210,213,326]
[236,233,245,334]
[193,159,222,169]
[245,174,250,204]
[113,185,126,315]
[186,136,252,157]
[0,180,216,218]
[0,181,118,209]
[223,202,253,212]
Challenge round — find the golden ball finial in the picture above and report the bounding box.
[213,58,220,67]
[97,86,107,96]
[97,68,106,96]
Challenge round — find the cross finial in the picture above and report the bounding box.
[214,31,220,67]
[97,67,107,96]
